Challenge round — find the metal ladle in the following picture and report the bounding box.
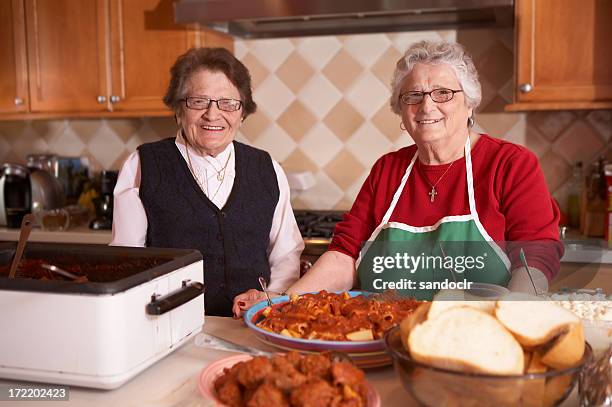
[41,263,80,281]
[8,214,35,278]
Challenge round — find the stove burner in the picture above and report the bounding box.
[294,210,345,239]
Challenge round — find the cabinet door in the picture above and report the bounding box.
[25,0,109,112]
[108,0,199,112]
[515,0,612,107]
[0,0,28,114]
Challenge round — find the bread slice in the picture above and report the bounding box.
[428,299,496,320]
[495,293,580,347]
[408,307,524,375]
[399,302,431,350]
[426,289,496,320]
[540,322,585,370]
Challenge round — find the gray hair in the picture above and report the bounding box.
[390,41,481,115]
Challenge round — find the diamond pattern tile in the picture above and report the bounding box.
[299,172,344,209]
[282,148,318,174]
[277,100,317,142]
[347,123,393,168]
[553,120,605,165]
[586,110,612,142]
[276,51,315,94]
[324,149,365,191]
[241,52,271,89]
[295,36,342,69]
[240,111,271,142]
[530,111,576,142]
[87,125,124,169]
[371,104,402,142]
[11,127,49,160]
[343,34,391,68]
[297,75,342,119]
[323,100,365,142]
[371,47,402,88]
[69,119,106,144]
[247,38,294,71]
[345,71,389,118]
[30,120,67,145]
[253,75,295,119]
[298,124,343,168]
[146,117,176,140]
[477,112,522,140]
[1,29,610,210]
[254,123,296,162]
[49,127,86,157]
[540,150,572,192]
[322,50,364,93]
[389,32,444,54]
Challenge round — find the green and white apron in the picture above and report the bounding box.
[356,136,511,300]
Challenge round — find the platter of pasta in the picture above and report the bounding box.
[244,290,422,368]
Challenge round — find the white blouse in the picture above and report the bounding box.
[111,138,304,293]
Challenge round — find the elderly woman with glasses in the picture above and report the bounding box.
[234,40,562,314]
[112,47,304,316]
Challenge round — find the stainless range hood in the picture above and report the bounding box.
[174,0,514,38]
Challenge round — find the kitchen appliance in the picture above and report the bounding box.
[0,243,204,389]
[90,170,118,230]
[174,0,514,38]
[0,164,31,228]
[27,154,65,211]
[294,210,345,275]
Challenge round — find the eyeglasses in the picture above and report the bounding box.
[399,88,463,105]
[184,96,243,112]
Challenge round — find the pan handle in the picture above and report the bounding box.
[146,280,204,315]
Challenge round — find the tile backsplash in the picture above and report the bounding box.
[0,28,610,213]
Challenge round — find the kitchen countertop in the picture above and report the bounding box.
[0,316,580,407]
[0,226,111,245]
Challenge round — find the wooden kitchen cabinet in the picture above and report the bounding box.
[2,0,233,119]
[108,0,231,113]
[0,0,29,114]
[25,0,109,113]
[507,0,612,111]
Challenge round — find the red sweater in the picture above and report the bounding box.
[329,134,563,280]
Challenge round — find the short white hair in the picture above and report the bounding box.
[390,41,482,115]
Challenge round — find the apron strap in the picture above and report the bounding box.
[381,153,418,225]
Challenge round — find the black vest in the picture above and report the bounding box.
[138,138,279,316]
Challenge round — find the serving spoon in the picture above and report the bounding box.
[41,263,80,280]
[8,214,34,278]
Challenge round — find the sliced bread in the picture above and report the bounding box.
[399,302,431,350]
[408,307,524,375]
[495,293,580,347]
[540,322,585,369]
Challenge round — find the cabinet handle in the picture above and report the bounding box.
[519,83,533,93]
[97,95,107,103]
[110,95,121,103]
[14,97,24,106]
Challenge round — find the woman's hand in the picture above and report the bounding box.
[232,289,268,319]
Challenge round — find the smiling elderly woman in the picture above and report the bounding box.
[112,48,303,316]
[235,40,563,312]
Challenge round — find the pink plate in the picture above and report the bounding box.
[198,354,381,407]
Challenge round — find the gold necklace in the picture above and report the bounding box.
[185,144,231,202]
[204,153,232,181]
[419,159,455,203]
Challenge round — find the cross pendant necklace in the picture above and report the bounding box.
[428,187,438,202]
[419,159,455,203]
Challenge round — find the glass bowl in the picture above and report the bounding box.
[384,326,592,407]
